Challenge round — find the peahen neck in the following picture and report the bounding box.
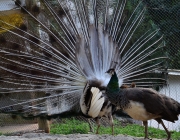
[106,72,120,94]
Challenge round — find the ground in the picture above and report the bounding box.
[0,133,162,140]
[0,124,38,134]
[0,122,162,140]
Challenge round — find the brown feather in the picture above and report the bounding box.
[125,88,180,122]
[120,82,136,89]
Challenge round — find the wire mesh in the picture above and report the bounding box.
[0,0,17,11]
[149,74,180,132]
[0,0,179,136]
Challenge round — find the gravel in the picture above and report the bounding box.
[0,133,162,140]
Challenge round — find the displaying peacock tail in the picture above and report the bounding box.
[0,0,167,118]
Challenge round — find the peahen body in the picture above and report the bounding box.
[106,69,180,140]
[0,0,167,133]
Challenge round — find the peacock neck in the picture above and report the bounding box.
[106,72,129,109]
[106,72,120,94]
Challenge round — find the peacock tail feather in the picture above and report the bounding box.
[0,0,167,118]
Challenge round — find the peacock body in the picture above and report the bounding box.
[106,69,180,139]
[80,82,116,134]
[0,0,167,120]
[80,82,135,134]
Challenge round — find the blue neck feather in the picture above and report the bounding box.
[107,72,120,92]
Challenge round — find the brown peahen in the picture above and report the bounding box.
[0,0,167,133]
[106,68,180,140]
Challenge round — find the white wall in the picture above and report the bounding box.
[149,74,180,131]
[0,0,16,11]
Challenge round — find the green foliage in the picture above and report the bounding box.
[142,0,180,69]
[125,0,180,69]
[50,118,180,139]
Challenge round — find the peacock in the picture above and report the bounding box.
[105,68,180,140]
[0,0,167,133]
[80,82,116,134]
[80,81,135,134]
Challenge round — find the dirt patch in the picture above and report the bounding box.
[0,124,38,134]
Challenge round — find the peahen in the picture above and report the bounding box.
[0,0,167,131]
[106,68,180,140]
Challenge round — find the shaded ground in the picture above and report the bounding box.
[0,124,38,134]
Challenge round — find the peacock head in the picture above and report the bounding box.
[106,68,115,76]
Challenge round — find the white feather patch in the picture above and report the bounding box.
[124,100,161,121]
[88,87,105,118]
[80,84,89,115]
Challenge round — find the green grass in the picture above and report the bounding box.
[51,118,90,134]
[50,118,180,140]
[0,133,12,136]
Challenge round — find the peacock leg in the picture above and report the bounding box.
[95,117,100,134]
[87,119,94,133]
[108,113,114,135]
[143,121,150,139]
[155,119,171,140]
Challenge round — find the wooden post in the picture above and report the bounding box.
[37,118,51,133]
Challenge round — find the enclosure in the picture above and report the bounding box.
[0,0,180,140]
